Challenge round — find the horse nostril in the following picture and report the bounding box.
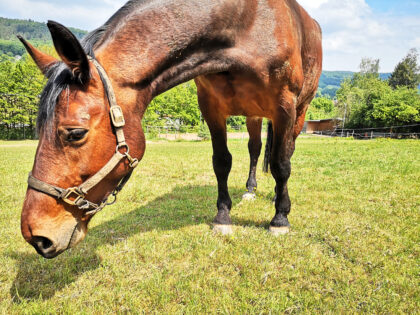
[31,236,55,256]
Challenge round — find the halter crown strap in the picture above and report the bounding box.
[88,56,126,146]
[27,56,139,216]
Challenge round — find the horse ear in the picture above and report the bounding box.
[17,35,58,76]
[47,20,90,83]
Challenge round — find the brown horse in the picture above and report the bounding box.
[19,0,322,258]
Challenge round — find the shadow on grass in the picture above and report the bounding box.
[10,184,251,302]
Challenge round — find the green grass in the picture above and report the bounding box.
[0,137,419,314]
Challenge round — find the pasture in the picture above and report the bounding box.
[0,136,418,313]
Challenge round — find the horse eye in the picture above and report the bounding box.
[66,128,88,142]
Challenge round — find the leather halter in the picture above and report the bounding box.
[27,56,139,217]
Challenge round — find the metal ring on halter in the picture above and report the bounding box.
[106,192,118,206]
[116,143,129,154]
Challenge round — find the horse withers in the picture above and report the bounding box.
[19,0,322,258]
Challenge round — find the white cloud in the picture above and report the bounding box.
[299,0,420,71]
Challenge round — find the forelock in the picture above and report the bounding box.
[37,62,72,133]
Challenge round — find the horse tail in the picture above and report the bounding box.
[263,120,273,173]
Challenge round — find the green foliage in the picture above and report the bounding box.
[143,81,201,128]
[197,122,211,140]
[227,116,246,130]
[0,39,25,56]
[306,96,337,120]
[336,66,420,128]
[0,52,45,139]
[372,87,420,125]
[389,48,420,89]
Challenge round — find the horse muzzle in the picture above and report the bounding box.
[23,217,87,259]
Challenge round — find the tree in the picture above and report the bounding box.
[336,58,420,128]
[372,87,420,126]
[306,96,336,120]
[143,81,248,131]
[227,116,246,130]
[389,48,420,89]
[143,81,201,129]
[359,58,380,77]
[0,50,45,139]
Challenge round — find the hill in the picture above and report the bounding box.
[0,17,87,56]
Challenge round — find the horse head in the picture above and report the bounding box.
[19,21,144,258]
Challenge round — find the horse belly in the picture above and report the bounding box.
[196,73,275,119]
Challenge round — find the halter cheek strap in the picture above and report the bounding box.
[27,56,138,216]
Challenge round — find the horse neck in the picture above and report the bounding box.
[94,0,252,106]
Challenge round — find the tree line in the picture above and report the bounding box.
[336,49,420,128]
[0,45,419,140]
[0,53,45,139]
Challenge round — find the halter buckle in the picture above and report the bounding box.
[62,187,85,206]
[110,106,125,128]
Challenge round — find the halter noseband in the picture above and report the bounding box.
[27,56,139,217]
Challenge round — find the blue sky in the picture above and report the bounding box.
[0,0,419,71]
[367,0,420,15]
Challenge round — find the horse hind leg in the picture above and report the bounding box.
[269,91,298,236]
[242,117,263,201]
[268,101,309,205]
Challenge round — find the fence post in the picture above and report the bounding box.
[371,131,373,139]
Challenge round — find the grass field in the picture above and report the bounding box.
[0,137,419,314]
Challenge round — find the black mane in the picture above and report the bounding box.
[37,0,143,132]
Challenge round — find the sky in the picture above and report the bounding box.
[0,0,419,72]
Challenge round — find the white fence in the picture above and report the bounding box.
[314,124,420,139]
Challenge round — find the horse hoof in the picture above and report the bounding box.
[269,226,290,236]
[242,192,256,201]
[213,224,233,235]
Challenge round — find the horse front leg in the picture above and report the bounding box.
[205,117,233,235]
[196,79,234,235]
[243,117,262,201]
